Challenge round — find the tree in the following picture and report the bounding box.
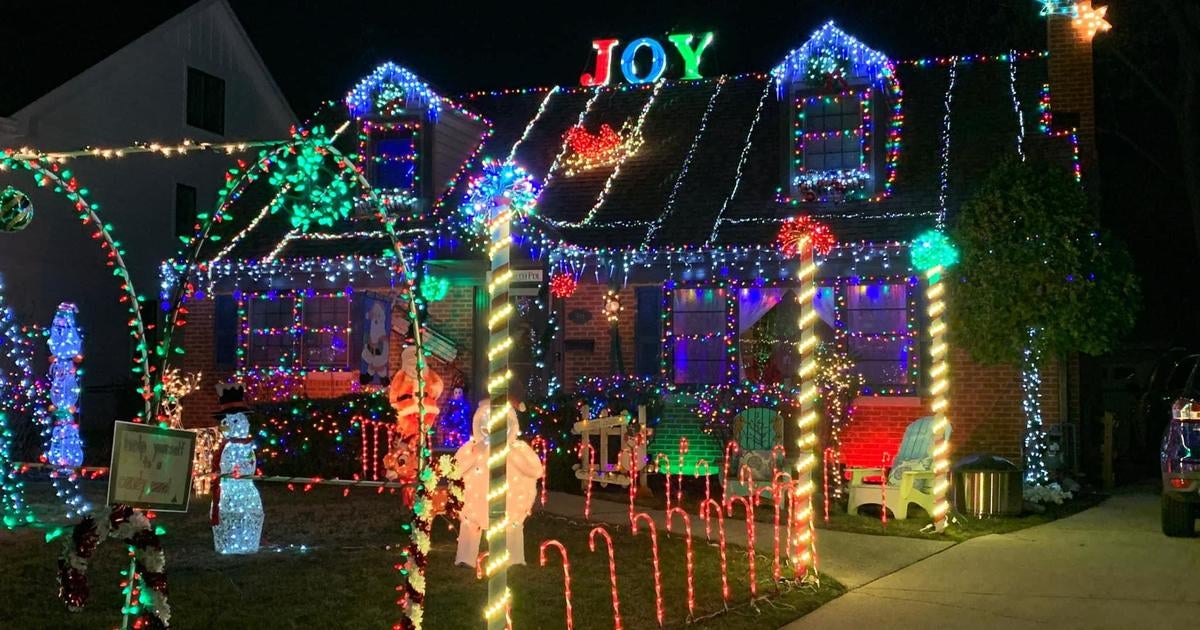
[948,159,1140,484]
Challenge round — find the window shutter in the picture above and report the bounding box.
[214,294,238,368]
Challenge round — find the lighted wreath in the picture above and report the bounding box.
[57,505,170,629]
[549,272,578,299]
[777,215,836,258]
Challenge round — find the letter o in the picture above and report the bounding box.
[620,37,667,84]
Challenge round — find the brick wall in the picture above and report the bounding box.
[422,286,475,395]
[561,281,638,383]
[1047,14,1097,176]
[178,298,230,428]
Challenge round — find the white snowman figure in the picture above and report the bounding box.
[211,383,263,555]
[454,401,542,567]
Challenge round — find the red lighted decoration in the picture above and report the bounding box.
[549,272,578,299]
[777,215,836,258]
[561,124,637,176]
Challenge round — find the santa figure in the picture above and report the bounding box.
[211,383,263,554]
[454,402,542,567]
[360,300,390,386]
[383,345,444,505]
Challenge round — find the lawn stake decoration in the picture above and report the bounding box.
[756,485,783,583]
[699,498,730,603]
[720,440,739,509]
[776,215,835,580]
[727,496,758,600]
[211,383,264,555]
[463,158,540,629]
[695,459,712,509]
[57,504,170,629]
[910,228,958,533]
[530,435,549,506]
[588,526,623,630]
[631,513,664,626]
[539,540,574,630]
[655,453,672,514]
[666,507,696,618]
[581,442,596,519]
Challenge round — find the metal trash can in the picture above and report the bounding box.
[952,454,1023,517]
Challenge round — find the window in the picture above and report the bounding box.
[186,67,225,134]
[793,89,873,201]
[242,292,352,373]
[834,280,918,395]
[361,120,421,197]
[668,289,733,385]
[174,183,197,239]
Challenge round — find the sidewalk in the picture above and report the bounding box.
[539,490,953,590]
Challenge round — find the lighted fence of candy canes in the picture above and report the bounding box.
[539,540,573,630]
[699,498,730,603]
[589,526,623,630]
[665,507,696,618]
[776,215,835,577]
[631,513,664,626]
[910,229,959,533]
[464,158,540,629]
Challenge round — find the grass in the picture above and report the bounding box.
[1,479,842,629]
[587,475,1106,543]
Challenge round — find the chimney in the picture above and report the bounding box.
[1045,6,1104,183]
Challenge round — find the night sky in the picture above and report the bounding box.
[2,0,1194,347]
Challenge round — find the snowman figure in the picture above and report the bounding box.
[454,402,542,567]
[211,383,263,555]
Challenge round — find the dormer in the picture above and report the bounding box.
[772,22,902,203]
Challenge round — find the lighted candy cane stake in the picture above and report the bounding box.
[677,437,688,503]
[465,159,540,630]
[666,508,696,618]
[910,229,959,533]
[720,441,739,509]
[755,485,783,584]
[776,215,835,578]
[589,526,623,630]
[531,436,549,507]
[727,496,757,600]
[823,447,833,523]
[581,442,596,520]
[631,513,664,627]
[654,453,672,514]
[695,459,711,508]
[699,498,730,604]
[539,540,573,630]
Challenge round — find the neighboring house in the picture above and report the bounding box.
[174,13,1098,477]
[0,0,294,429]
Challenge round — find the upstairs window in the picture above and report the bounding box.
[360,120,422,202]
[186,67,225,135]
[174,183,197,239]
[793,89,873,202]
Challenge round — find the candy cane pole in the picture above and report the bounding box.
[540,540,573,630]
[727,496,757,600]
[771,444,786,479]
[881,452,890,528]
[677,437,689,503]
[631,513,664,627]
[666,508,696,619]
[581,442,595,520]
[699,498,729,604]
[909,230,958,533]
[589,526,623,630]
[654,453,672,514]
[755,485,782,584]
[823,447,832,523]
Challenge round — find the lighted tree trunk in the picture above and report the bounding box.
[1022,327,1049,485]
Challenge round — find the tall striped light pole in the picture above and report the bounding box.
[910,229,959,533]
[465,159,539,629]
[776,216,834,578]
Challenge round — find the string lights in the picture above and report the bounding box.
[588,526,623,630]
[630,512,664,626]
[936,58,959,230]
[539,540,573,630]
[705,83,772,246]
[910,229,958,532]
[0,275,36,529]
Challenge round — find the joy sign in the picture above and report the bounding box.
[580,32,715,87]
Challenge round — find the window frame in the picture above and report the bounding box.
[790,87,877,201]
[359,118,424,206]
[662,286,738,386]
[828,276,920,396]
[238,290,354,376]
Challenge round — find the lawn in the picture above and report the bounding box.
[1,479,843,629]
[587,475,1106,543]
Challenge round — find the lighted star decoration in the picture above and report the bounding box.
[909,229,960,272]
[777,215,836,258]
[1073,1,1111,39]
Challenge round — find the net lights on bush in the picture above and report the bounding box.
[910,229,958,532]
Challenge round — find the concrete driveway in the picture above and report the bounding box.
[783,490,1200,629]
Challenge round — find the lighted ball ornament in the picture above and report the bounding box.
[910,229,958,532]
[0,186,34,232]
[463,158,540,227]
[776,214,834,578]
[549,272,578,299]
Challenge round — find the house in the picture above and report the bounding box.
[0,0,294,429]
[172,11,1099,480]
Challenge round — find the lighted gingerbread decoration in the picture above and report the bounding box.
[454,402,543,567]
